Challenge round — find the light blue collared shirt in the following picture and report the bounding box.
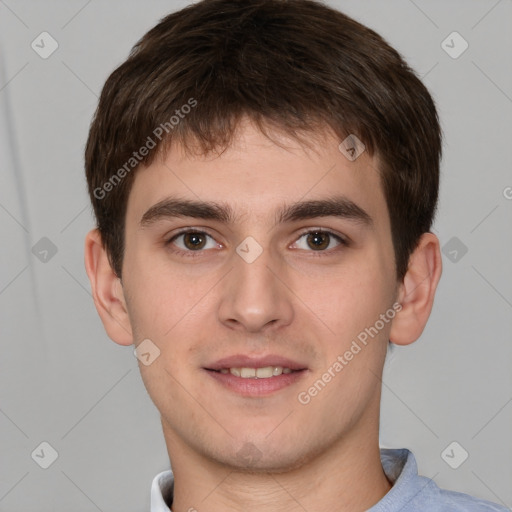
[150,448,509,511]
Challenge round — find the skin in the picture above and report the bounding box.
[85,119,442,512]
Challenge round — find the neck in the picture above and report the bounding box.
[163,419,392,512]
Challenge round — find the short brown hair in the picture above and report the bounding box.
[85,0,442,281]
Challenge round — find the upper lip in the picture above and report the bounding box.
[205,354,308,371]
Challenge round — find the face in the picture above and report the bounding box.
[121,120,400,472]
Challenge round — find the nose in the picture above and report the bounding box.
[217,243,294,333]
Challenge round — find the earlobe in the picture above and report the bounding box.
[389,232,442,346]
[84,228,133,346]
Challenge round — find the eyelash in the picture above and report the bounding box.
[164,228,349,258]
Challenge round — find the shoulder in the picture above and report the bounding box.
[395,471,510,512]
[436,488,510,512]
[376,448,509,512]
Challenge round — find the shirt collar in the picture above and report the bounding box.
[150,448,417,512]
[150,469,174,512]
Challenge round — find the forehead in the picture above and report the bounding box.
[126,122,388,231]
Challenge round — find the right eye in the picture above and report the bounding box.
[165,229,221,257]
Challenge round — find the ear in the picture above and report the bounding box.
[389,232,442,346]
[84,228,133,346]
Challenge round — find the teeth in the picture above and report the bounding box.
[241,367,256,378]
[222,366,295,379]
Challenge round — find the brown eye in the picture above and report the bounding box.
[166,230,218,254]
[293,230,347,253]
[183,232,207,250]
[306,231,331,250]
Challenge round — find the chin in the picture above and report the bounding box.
[209,440,315,474]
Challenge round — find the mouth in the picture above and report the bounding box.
[207,366,301,378]
[203,355,308,397]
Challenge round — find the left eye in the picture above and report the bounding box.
[293,230,346,251]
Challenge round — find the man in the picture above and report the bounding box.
[83,0,508,510]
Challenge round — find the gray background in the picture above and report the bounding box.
[1,0,511,510]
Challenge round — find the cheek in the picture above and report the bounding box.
[124,250,206,334]
[294,260,391,339]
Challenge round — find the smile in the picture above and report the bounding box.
[216,366,295,378]
[205,367,308,397]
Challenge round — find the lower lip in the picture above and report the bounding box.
[204,369,308,397]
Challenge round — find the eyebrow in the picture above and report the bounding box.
[139,195,373,229]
